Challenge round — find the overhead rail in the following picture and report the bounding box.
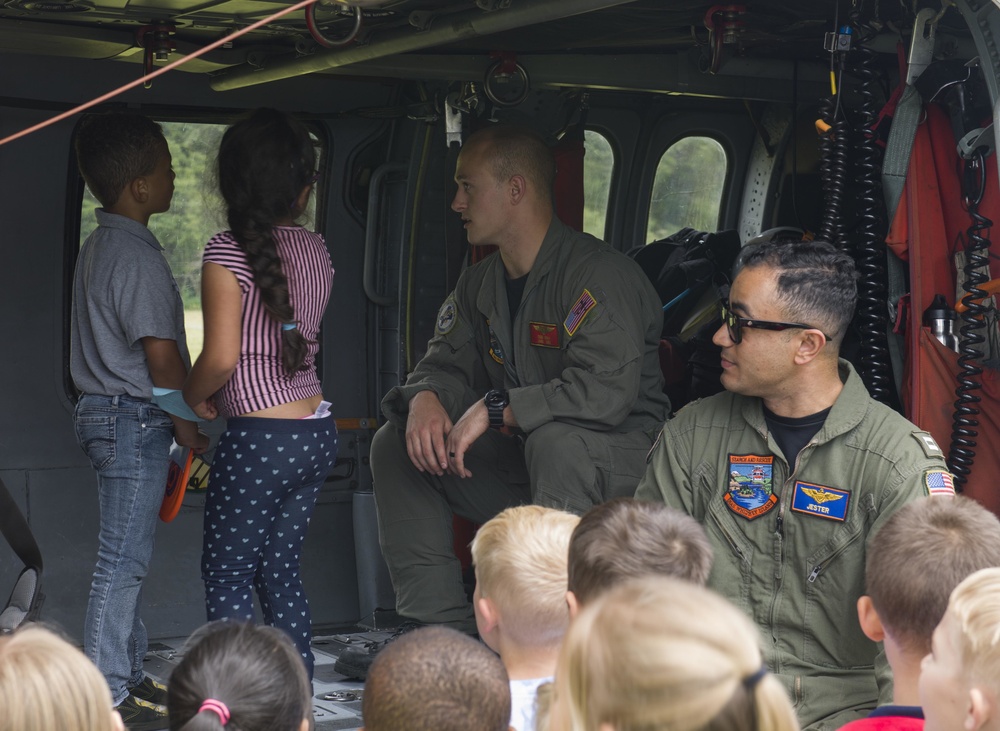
[210,0,643,91]
[0,0,318,147]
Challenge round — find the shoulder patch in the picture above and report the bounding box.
[435,296,458,336]
[912,431,943,458]
[924,470,956,498]
[564,289,597,337]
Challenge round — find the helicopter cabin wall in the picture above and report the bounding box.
[0,51,401,640]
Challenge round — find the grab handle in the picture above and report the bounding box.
[363,162,408,307]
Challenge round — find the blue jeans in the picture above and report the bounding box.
[74,394,174,705]
[203,416,338,679]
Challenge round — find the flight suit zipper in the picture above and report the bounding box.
[709,510,746,561]
[767,439,817,643]
[807,536,855,583]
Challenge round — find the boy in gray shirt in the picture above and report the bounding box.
[71,112,207,731]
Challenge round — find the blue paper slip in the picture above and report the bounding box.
[152,387,208,423]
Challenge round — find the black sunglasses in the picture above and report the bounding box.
[721,300,830,344]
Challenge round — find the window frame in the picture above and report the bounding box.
[63,107,331,400]
[582,126,619,242]
[644,133,730,244]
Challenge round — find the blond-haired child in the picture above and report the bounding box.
[471,505,580,731]
[0,624,124,731]
[919,567,1000,731]
[548,576,800,731]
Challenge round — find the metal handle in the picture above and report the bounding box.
[363,162,407,306]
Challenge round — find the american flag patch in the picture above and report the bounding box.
[924,470,956,497]
[564,289,597,336]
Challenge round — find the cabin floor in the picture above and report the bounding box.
[142,615,406,731]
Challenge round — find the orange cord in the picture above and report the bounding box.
[0,0,318,148]
[955,279,1000,313]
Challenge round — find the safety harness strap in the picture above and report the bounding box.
[882,84,922,227]
[0,476,41,572]
[881,84,923,405]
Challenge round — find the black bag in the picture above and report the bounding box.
[0,476,44,633]
[628,227,741,337]
[629,228,741,411]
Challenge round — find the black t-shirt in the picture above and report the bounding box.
[506,272,529,324]
[763,404,831,469]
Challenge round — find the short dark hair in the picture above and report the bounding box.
[363,627,510,731]
[867,496,1000,655]
[466,125,556,204]
[737,239,857,345]
[568,498,714,606]
[75,112,165,208]
[167,622,311,731]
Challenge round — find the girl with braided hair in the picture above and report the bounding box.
[183,108,337,679]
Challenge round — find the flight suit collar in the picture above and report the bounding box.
[474,216,568,387]
[740,359,870,446]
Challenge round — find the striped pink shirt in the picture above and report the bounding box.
[203,226,334,418]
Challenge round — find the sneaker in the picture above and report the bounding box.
[333,622,423,680]
[129,676,169,707]
[116,694,168,731]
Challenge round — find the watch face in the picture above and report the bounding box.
[485,390,508,429]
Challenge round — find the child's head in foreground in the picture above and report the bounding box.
[471,505,580,651]
[566,497,713,615]
[362,625,511,731]
[0,623,123,731]
[920,567,1000,731]
[548,577,799,731]
[167,621,313,731]
[860,496,1000,660]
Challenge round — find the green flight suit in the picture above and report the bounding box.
[636,361,952,731]
[373,216,669,627]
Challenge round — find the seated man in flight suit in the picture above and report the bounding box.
[636,239,955,731]
[335,124,669,679]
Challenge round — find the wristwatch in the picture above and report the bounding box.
[484,389,509,429]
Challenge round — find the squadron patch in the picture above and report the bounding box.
[724,454,778,520]
[791,481,850,522]
[530,321,560,348]
[488,324,505,364]
[564,289,597,337]
[435,297,457,335]
[924,470,956,497]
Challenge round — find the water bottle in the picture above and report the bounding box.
[923,294,960,353]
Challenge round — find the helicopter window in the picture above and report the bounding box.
[646,136,727,242]
[77,120,323,362]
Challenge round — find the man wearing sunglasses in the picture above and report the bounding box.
[636,239,953,731]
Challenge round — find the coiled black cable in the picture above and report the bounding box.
[948,148,992,491]
[817,92,848,249]
[852,36,892,404]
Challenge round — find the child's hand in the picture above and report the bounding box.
[192,398,218,421]
[175,422,210,454]
[188,431,211,455]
